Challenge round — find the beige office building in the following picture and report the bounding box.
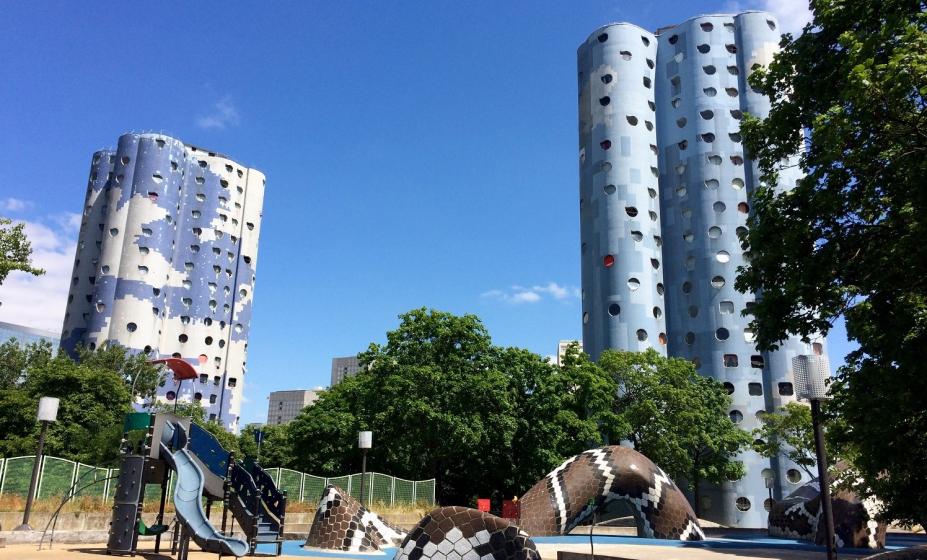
[266,389,322,425]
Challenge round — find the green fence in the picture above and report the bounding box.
[262,468,436,507]
[0,456,436,507]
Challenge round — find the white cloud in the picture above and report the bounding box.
[511,290,542,304]
[1,198,32,213]
[0,212,77,332]
[481,282,579,305]
[196,96,241,130]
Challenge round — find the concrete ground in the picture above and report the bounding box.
[0,541,872,560]
[535,541,867,560]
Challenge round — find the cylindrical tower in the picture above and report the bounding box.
[60,132,265,433]
[578,23,667,361]
[732,11,827,504]
[655,11,827,527]
[61,150,114,351]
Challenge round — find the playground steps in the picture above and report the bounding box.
[251,513,284,548]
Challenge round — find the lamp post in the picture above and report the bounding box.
[358,431,372,506]
[14,397,59,531]
[793,354,836,560]
[765,475,774,512]
[254,428,265,463]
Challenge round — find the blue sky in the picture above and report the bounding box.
[0,0,844,426]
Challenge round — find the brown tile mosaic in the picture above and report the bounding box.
[517,445,705,540]
[768,481,887,549]
[394,506,540,560]
[304,484,407,552]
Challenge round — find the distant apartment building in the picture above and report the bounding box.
[330,355,361,385]
[59,132,265,432]
[0,321,60,348]
[556,340,583,366]
[266,389,322,425]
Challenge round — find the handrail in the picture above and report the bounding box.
[252,463,285,530]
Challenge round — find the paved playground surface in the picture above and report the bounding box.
[0,541,872,560]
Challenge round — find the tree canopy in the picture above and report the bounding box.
[600,349,750,515]
[285,309,747,506]
[0,217,44,290]
[0,340,132,464]
[737,0,927,526]
[753,402,818,479]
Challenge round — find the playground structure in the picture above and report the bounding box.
[306,445,705,558]
[518,445,704,540]
[305,484,406,552]
[98,411,286,558]
[769,479,887,549]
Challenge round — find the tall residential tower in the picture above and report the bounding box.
[578,12,825,528]
[60,133,265,432]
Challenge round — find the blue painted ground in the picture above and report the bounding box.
[254,541,397,557]
[256,533,927,558]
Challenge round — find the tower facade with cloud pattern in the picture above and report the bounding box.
[579,12,825,528]
[60,132,265,433]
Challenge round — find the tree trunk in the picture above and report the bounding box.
[692,454,701,518]
[693,479,701,518]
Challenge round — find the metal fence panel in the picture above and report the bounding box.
[302,474,326,504]
[277,468,302,500]
[0,456,436,507]
[326,475,350,495]
[264,467,281,487]
[414,479,435,506]
[393,477,414,506]
[2,457,38,497]
[369,472,392,506]
[105,468,119,501]
[74,463,109,498]
[38,457,76,499]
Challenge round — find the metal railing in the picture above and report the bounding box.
[0,456,436,507]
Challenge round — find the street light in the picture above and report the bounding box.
[358,431,372,506]
[793,354,836,560]
[765,475,775,512]
[14,397,59,531]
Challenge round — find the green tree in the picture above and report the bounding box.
[290,309,519,504]
[0,343,167,464]
[753,402,818,479]
[736,0,927,526]
[287,377,366,476]
[0,217,44,290]
[4,353,133,464]
[492,346,559,494]
[538,344,626,458]
[78,343,162,402]
[0,339,53,389]
[600,349,751,516]
[239,423,292,467]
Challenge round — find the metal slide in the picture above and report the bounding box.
[159,421,249,558]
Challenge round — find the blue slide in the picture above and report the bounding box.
[160,422,249,557]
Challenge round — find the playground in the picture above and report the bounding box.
[0,410,924,560]
[1,533,925,560]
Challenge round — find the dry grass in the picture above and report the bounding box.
[0,494,112,514]
[264,500,431,517]
[0,493,431,518]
